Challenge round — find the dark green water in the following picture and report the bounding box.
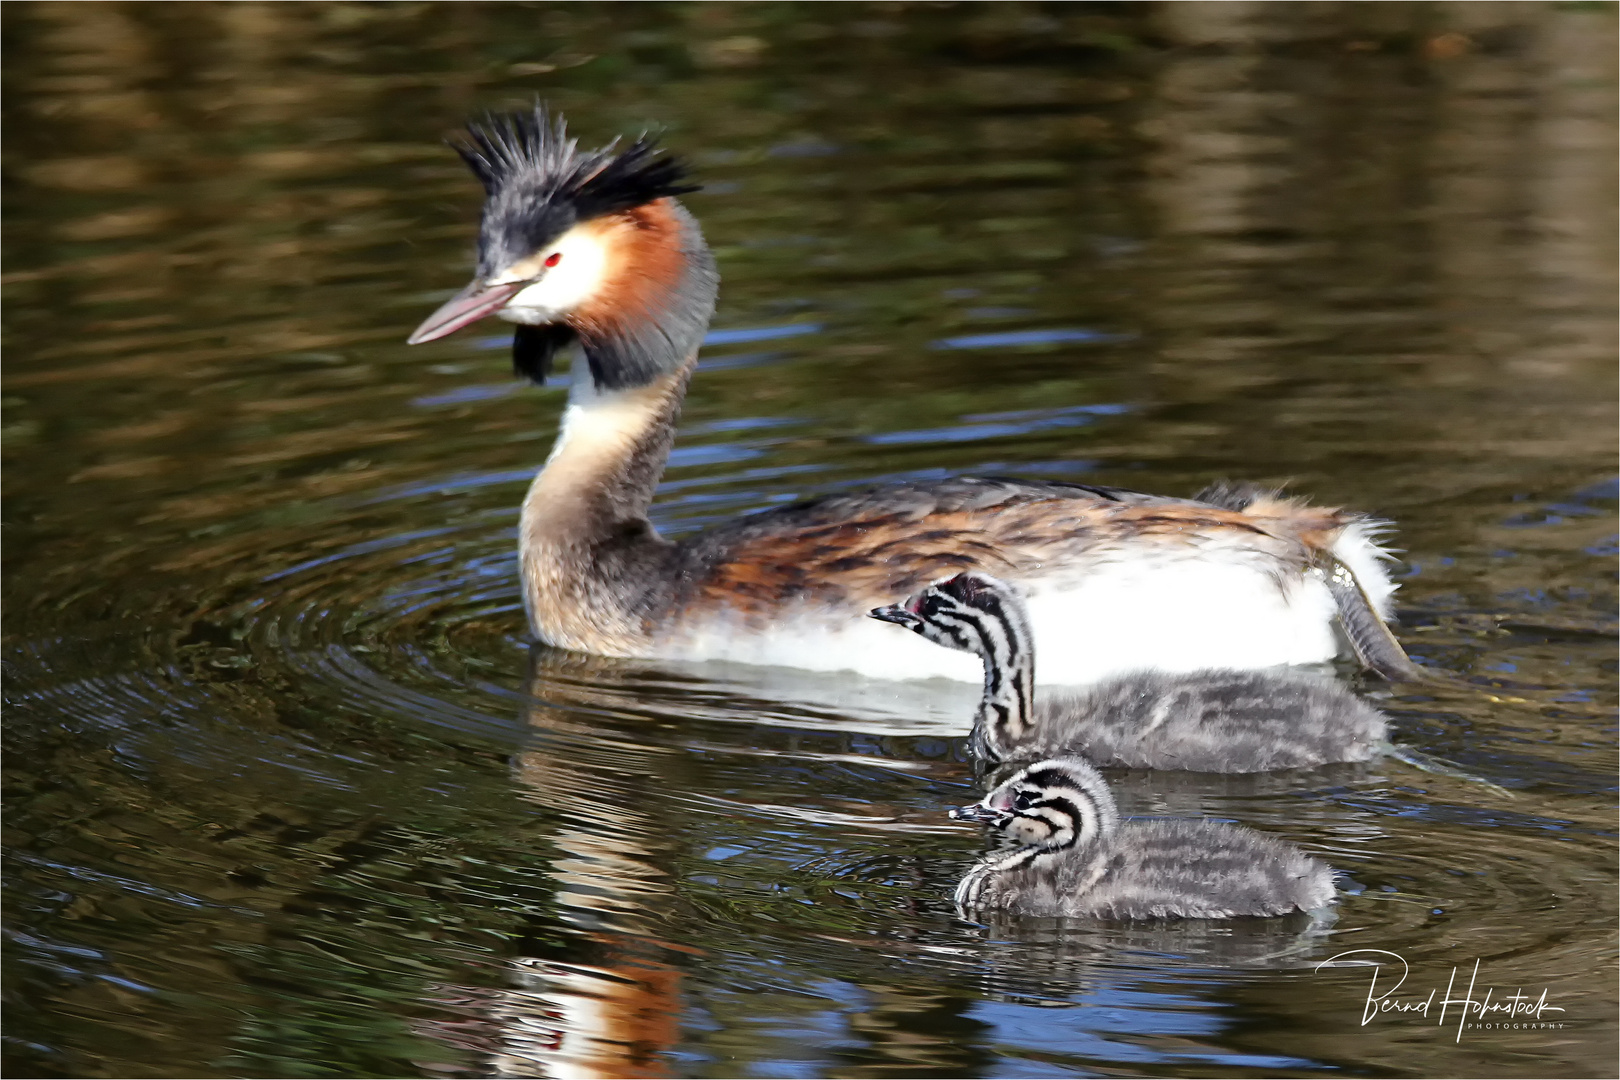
[4,3,1616,1077]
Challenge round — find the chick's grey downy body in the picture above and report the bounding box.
[962,818,1336,919]
[1034,669,1387,771]
[871,572,1388,772]
[951,758,1336,919]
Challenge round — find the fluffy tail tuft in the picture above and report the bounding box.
[1197,480,1418,678]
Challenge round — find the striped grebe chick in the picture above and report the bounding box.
[949,758,1336,919]
[407,104,1416,685]
[871,572,1389,771]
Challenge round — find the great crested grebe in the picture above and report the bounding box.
[949,758,1336,918]
[407,105,1414,685]
[872,572,1389,771]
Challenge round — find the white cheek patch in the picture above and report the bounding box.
[498,226,613,323]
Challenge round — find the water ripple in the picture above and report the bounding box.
[931,328,1129,350]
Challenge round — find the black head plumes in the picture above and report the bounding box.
[409,104,719,392]
[455,104,699,279]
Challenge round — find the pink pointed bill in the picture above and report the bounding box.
[406,280,525,344]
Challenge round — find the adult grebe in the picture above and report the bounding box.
[407,105,1410,685]
[872,572,1389,771]
[949,757,1336,918]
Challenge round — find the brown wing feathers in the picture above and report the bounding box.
[669,480,1343,623]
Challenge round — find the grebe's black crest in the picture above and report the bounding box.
[455,104,699,278]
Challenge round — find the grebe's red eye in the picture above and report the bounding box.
[544,252,562,268]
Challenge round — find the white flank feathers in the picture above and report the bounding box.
[662,545,1386,686]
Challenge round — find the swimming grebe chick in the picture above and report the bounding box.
[407,104,1412,685]
[871,572,1389,771]
[949,757,1336,918]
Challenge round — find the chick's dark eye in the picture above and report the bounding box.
[544,252,562,268]
[1013,791,1036,810]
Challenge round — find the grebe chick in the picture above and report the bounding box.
[949,758,1336,918]
[871,572,1388,771]
[407,104,1411,685]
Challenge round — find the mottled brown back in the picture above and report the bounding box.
[664,477,1353,626]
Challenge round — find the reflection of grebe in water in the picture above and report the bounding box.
[406,103,1416,686]
[460,651,689,1078]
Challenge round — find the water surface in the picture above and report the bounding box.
[4,3,1616,1077]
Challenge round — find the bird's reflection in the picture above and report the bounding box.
[482,948,681,1079]
[440,645,989,1078]
[475,647,692,1079]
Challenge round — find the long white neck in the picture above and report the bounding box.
[518,360,694,654]
[513,199,718,655]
